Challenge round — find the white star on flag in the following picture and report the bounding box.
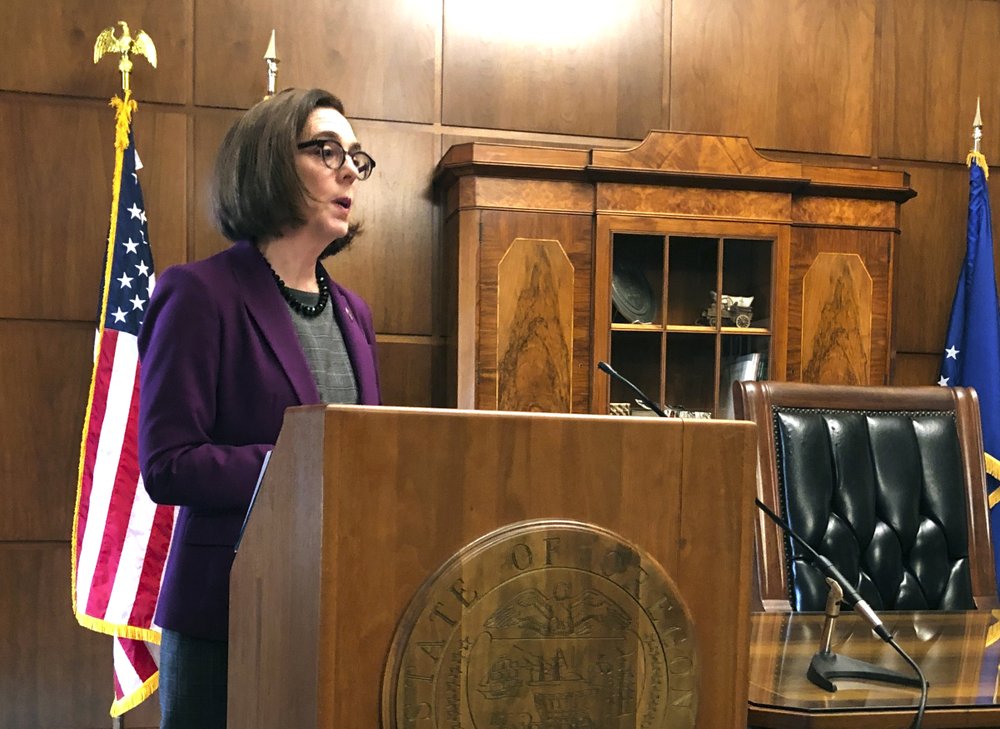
[129,295,145,311]
[945,345,960,359]
[127,203,143,220]
[117,273,133,289]
[124,238,139,254]
[938,376,950,386]
[111,307,128,323]
[135,261,150,277]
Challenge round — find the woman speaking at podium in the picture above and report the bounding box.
[138,88,382,729]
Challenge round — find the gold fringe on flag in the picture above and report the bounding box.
[987,453,1000,508]
[987,452,1000,482]
[74,613,161,643]
[111,90,136,151]
[987,609,1000,647]
[110,656,159,716]
[968,149,990,179]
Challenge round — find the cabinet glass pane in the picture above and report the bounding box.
[721,238,772,329]
[665,333,715,414]
[667,236,718,327]
[609,330,662,412]
[611,233,664,325]
[718,335,770,418]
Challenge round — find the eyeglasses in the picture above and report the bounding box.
[296,138,376,180]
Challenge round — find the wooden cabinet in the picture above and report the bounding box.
[435,132,914,415]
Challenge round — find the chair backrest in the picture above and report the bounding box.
[734,381,997,612]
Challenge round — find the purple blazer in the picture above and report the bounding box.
[138,241,380,640]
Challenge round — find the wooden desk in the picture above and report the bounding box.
[748,611,1000,728]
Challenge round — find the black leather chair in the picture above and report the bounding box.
[735,381,997,612]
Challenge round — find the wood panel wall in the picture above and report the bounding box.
[2,0,998,726]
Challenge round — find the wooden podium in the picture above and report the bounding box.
[229,405,757,729]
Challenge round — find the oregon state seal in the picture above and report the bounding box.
[382,520,698,729]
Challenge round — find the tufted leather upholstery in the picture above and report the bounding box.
[735,382,997,613]
[776,408,973,610]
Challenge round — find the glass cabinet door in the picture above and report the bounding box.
[605,226,776,418]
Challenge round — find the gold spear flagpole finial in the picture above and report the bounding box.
[94,21,157,94]
[974,97,983,153]
[263,29,279,100]
[968,96,989,178]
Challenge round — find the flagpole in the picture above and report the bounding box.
[77,21,174,729]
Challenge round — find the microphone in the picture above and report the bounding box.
[754,498,891,642]
[597,361,676,417]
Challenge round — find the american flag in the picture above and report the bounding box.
[72,94,176,716]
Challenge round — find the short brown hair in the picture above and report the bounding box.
[212,87,358,258]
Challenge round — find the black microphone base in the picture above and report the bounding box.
[807,651,922,692]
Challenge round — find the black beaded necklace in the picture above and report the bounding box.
[263,257,330,318]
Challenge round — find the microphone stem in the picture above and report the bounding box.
[754,498,891,642]
[597,361,670,417]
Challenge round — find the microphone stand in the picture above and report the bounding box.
[755,498,922,690]
[806,579,921,691]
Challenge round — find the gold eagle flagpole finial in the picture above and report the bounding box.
[94,21,157,94]
[263,29,279,100]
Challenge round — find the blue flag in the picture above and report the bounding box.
[939,157,1000,596]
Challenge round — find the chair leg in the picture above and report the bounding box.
[112,716,124,729]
